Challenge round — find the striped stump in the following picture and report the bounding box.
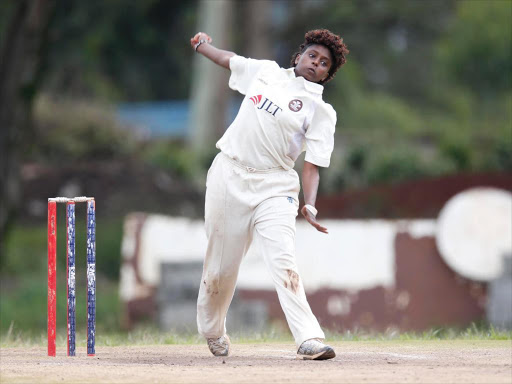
[47,196,96,357]
[47,201,57,357]
[86,200,96,356]
[66,202,76,356]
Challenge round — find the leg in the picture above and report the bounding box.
[253,196,325,347]
[197,155,252,339]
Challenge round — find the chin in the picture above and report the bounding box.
[302,72,315,82]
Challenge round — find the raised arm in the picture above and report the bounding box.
[190,32,235,69]
[301,161,328,234]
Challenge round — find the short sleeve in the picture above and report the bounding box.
[228,55,274,95]
[304,102,336,167]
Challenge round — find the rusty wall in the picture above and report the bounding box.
[239,232,486,332]
[315,172,512,219]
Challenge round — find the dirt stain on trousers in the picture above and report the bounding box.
[285,269,300,294]
[204,278,219,295]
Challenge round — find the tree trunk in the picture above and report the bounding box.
[243,0,272,60]
[188,0,233,163]
[0,0,54,269]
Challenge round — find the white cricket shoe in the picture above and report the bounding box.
[296,338,336,360]
[206,334,230,357]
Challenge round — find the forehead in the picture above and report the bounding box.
[303,44,332,61]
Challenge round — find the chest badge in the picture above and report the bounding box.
[289,99,303,112]
[250,95,262,105]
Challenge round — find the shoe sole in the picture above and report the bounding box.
[209,346,230,357]
[296,348,336,360]
[212,351,229,357]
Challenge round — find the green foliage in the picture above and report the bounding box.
[0,1,16,49]
[366,149,434,185]
[31,95,136,163]
[1,0,509,192]
[439,136,472,171]
[488,140,512,171]
[288,0,511,192]
[342,92,424,139]
[141,140,199,179]
[1,224,46,275]
[44,0,198,101]
[3,218,123,280]
[436,0,512,95]
[0,273,120,339]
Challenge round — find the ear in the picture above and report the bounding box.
[294,54,300,65]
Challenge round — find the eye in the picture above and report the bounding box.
[309,53,315,58]
[321,61,327,66]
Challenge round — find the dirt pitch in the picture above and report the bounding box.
[1,340,511,384]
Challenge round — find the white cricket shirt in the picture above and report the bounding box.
[216,55,336,170]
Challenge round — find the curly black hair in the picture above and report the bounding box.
[290,29,349,84]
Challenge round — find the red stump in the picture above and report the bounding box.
[48,201,57,357]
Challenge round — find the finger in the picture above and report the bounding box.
[313,222,328,233]
[301,206,328,233]
[303,211,316,226]
[309,217,327,233]
[307,216,324,231]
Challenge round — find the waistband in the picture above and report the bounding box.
[221,153,288,174]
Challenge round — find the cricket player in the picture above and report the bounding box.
[190,29,349,360]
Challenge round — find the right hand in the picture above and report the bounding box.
[190,32,212,50]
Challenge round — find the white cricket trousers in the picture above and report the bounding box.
[197,153,325,347]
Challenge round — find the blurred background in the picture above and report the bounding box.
[0,0,511,340]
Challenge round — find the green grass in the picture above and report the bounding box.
[1,323,510,348]
[0,273,121,338]
[325,324,512,342]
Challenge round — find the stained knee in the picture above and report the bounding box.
[203,277,220,296]
[283,269,300,294]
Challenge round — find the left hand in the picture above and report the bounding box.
[301,205,328,234]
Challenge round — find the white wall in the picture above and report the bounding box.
[119,215,436,301]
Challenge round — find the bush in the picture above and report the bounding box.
[366,150,433,185]
[31,95,136,163]
[141,140,200,179]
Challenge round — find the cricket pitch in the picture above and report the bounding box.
[1,340,510,383]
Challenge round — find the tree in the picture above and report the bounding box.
[188,0,233,158]
[0,0,54,267]
[436,0,512,97]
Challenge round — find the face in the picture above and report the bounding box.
[294,44,332,83]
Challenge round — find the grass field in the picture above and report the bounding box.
[2,322,511,349]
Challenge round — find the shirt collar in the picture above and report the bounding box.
[285,67,324,95]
